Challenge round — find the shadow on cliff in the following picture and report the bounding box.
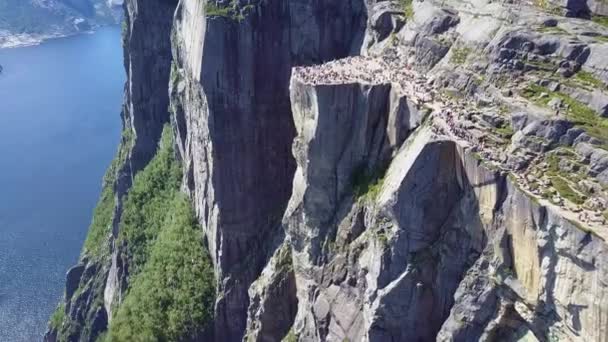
[184,0,369,341]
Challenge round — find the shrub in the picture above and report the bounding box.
[450,47,471,65]
[107,195,215,341]
[351,164,388,201]
[117,126,182,275]
[107,126,215,341]
[399,0,414,19]
[82,129,133,259]
[50,303,65,330]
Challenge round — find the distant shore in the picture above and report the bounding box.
[0,30,98,49]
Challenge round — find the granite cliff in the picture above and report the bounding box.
[46,0,608,341]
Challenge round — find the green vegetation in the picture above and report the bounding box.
[351,164,388,201]
[82,128,134,259]
[537,25,567,34]
[495,123,514,138]
[275,244,294,274]
[592,15,608,28]
[205,0,254,21]
[551,176,586,204]
[542,151,589,204]
[81,175,116,258]
[205,2,232,17]
[399,0,414,19]
[525,58,555,70]
[574,70,606,90]
[117,127,182,275]
[50,304,65,330]
[521,84,608,141]
[106,126,215,341]
[107,196,215,341]
[389,32,399,47]
[450,47,471,65]
[170,61,180,86]
[283,329,297,342]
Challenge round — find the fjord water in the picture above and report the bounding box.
[0,27,124,341]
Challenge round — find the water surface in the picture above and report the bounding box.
[0,27,124,341]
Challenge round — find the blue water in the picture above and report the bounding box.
[0,27,124,341]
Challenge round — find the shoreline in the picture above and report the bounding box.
[0,19,123,50]
[0,30,97,49]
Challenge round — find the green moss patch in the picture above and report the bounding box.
[450,47,471,65]
[352,163,388,201]
[521,84,608,141]
[495,124,514,139]
[592,15,608,28]
[50,303,65,330]
[537,25,567,34]
[550,176,586,204]
[205,0,254,21]
[574,70,607,89]
[399,0,414,19]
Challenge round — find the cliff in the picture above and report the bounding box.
[46,0,608,341]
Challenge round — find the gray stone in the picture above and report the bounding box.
[170,1,367,340]
[542,18,559,27]
[65,264,85,300]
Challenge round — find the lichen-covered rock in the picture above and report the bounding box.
[245,242,298,342]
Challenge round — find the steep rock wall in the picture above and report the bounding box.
[44,0,177,340]
[169,1,367,340]
[281,74,608,341]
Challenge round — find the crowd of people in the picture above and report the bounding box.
[293,55,418,87]
[293,54,606,228]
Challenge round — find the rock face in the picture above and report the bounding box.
[44,0,177,341]
[47,0,608,341]
[169,1,366,340]
[284,77,608,340]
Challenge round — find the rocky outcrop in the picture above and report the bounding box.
[283,72,608,340]
[169,1,366,340]
[283,72,479,340]
[245,242,298,342]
